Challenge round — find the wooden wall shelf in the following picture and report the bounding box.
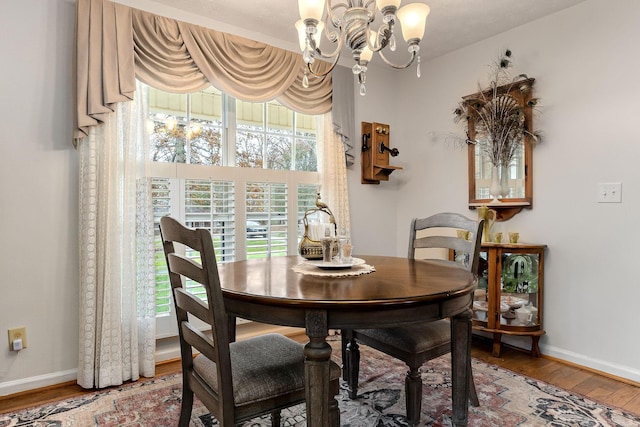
[373,164,402,177]
[469,202,531,221]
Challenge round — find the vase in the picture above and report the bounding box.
[477,205,497,242]
[489,165,502,202]
[500,164,510,198]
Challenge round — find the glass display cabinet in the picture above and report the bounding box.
[472,243,547,357]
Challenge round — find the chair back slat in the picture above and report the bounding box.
[413,235,474,253]
[181,321,220,363]
[167,253,208,286]
[174,287,213,325]
[408,212,484,274]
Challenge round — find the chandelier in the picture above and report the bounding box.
[296,0,430,95]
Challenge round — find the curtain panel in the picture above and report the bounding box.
[77,81,156,389]
[331,66,356,165]
[319,112,352,234]
[74,0,332,145]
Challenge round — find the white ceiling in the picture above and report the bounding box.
[145,0,585,61]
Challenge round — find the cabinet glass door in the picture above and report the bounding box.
[471,251,490,325]
[500,252,540,328]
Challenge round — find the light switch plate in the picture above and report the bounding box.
[597,182,622,203]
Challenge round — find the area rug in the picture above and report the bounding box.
[2,343,639,427]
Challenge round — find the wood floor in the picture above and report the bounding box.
[2,329,639,418]
[470,337,640,417]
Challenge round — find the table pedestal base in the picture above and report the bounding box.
[304,310,340,427]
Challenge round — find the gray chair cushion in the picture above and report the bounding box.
[356,319,451,353]
[193,333,340,405]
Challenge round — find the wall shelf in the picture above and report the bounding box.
[469,202,531,221]
[373,164,402,178]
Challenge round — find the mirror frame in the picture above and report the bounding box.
[465,78,535,221]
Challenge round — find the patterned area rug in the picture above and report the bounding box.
[2,342,639,427]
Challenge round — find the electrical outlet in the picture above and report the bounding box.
[597,182,622,203]
[8,327,27,351]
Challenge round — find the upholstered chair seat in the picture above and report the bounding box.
[352,320,451,362]
[193,333,340,406]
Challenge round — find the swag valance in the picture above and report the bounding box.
[74,0,332,146]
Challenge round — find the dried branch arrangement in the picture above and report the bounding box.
[453,50,541,167]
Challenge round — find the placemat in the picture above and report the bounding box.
[291,261,375,277]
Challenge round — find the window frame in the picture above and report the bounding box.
[146,84,321,337]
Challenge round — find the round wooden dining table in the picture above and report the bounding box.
[217,255,477,427]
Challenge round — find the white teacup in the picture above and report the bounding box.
[515,308,532,324]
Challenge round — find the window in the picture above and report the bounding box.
[245,182,287,258]
[148,87,317,170]
[146,84,321,332]
[152,178,172,316]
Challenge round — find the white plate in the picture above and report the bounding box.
[305,257,365,270]
[501,295,528,308]
[473,301,511,313]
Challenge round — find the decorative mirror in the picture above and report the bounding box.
[454,50,540,221]
[462,77,536,221]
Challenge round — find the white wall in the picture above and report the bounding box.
[365,0,640,381]
[0,0,80,393]
[348,66,403,257]
[1,0,639,397]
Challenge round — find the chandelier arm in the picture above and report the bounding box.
[327,0,349,27]
[309,35,344,62]
[363,0,376,10]
[365,24,391,53]
[322,24,341,44]
[377,49,417,70]
[306,53,341,78]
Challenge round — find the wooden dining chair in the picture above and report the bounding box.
[159,216,341,427]
[342,212,483,426]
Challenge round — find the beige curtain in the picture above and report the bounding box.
[331,65,356,166]
[74,0,135,141]
[319,113,351,235]
[74,0,332,145]
[77,81,156,389]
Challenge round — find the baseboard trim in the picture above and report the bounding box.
[540,344,640,386]
[472,334,640,387]
[0,369,77,397]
